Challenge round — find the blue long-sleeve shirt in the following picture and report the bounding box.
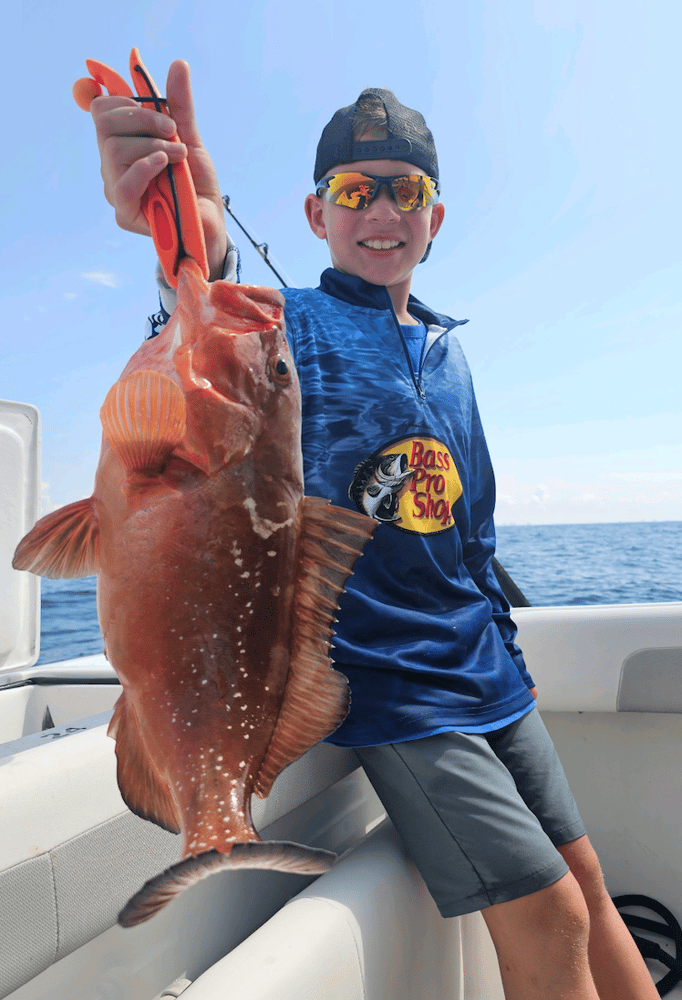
[150,261,536,746]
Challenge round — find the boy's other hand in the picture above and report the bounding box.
[91,59,228,281]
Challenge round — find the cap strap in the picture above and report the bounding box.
[351,138,413,161]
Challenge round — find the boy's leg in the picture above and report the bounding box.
[481,868,599,1000]
[489,712,658,999]
[557,835,660,1000]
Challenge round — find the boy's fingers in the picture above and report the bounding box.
[103,135,186,170]
[164,59,225,231]
[92,96,177,155]
[165,60,203,149]
[111,152,170,234]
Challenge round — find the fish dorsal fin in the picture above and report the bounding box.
[100,370,186,473]
[12,498,99,579]
[108,694,181,834]
[255,498,377,798]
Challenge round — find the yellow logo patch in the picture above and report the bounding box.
[349,436,462,534]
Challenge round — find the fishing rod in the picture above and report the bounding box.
[222,195,291,288]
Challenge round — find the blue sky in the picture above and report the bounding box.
[2,0,680,524]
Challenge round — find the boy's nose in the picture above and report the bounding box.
[366,187,401,220]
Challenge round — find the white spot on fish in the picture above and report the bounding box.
[242,497,294,539]
[267,551,276,557]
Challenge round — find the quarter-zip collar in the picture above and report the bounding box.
[317,267,469,398]
[318,267,469,334]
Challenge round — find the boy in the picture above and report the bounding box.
[90,61,657,1000]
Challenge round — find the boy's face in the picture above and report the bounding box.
[305,157,445,295]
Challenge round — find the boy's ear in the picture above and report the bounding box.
[429,201,445,240]
[304,193,327,240]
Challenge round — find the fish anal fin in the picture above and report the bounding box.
[108,694,181,835]
[255,498,377,797]
[12,498,99,579]
[100,370,186,473]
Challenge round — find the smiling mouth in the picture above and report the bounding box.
[359,239,404,250]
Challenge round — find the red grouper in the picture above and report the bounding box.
[13,258,376,927]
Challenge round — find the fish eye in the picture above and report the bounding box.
[270,355,292,386]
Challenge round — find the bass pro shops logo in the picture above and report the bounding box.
[349,436,462,534]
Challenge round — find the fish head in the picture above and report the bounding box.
[172,260,302,481]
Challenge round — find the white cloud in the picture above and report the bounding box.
[82,271,121,289]
[495,473,682,525]
[63,292,77,300]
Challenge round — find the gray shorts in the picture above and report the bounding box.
[354,708,586,918]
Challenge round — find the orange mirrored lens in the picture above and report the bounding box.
[322,173,438,211]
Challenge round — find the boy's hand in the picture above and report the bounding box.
[91,60,228,281]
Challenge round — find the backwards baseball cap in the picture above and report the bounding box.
[314,88,438,184]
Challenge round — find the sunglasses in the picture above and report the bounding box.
[316,172,440,212]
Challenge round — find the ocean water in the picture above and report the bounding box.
[35,521,681,666]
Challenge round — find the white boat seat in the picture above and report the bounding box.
[180,821,464,1000]
[0,716,182,999]
[0,713,373,999]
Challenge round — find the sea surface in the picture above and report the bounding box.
[35,521,681,666]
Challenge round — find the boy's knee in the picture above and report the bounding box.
[484,871,591,956]
[558,836,610,912]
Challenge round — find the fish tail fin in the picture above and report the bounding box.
[118,842,335,927]
[100,369,186,473]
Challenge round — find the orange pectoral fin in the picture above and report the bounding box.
[12,498,99,579]
[100,370,186,474]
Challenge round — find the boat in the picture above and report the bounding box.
[2,396,681,1000]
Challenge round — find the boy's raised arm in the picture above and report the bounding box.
[90,59,228,281]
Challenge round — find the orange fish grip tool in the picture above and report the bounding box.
[73,48,209,289]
